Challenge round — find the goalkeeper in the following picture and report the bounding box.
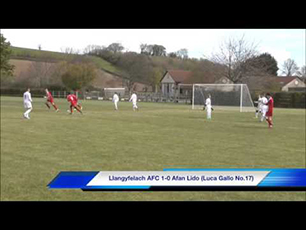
[204,94,212,120]
[113,92,119,110]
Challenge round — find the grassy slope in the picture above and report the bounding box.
[10,46,125,76]
[1,96,305,201]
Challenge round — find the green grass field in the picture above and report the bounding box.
[1,96,305,201]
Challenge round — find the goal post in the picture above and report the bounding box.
[192,84,255,112]
[192,84,195,110]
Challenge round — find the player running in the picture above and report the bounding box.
[129,92,138,111]
[45,89,59,112]
[113,92,119,110]
[67,93,83,115]
[265,93,274,128]
[23,88,33,119]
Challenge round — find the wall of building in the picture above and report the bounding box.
[282,79,306,92]
[161,73,175,96]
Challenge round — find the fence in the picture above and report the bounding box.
[2,88,304,108]
[272,92,306,108]
[0,88,190,103]
[136,92,191,103]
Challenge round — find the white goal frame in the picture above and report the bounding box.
[191,84,255,112]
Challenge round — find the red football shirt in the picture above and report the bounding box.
[67,94,77,106]
[47,92,54,102]
[266,97,274,116]
[72,94,78,102]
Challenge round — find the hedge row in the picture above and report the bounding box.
[0,88,46,97]
[0,88,69,98]
[272,92,305,108]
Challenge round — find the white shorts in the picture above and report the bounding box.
[24,102,32,109]
[262,105,268,114]
[132,102,138,108]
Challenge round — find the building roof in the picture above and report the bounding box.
[161,70,226,84]
[188,72,222,84]
[242,75,305,91]
[165,70,193,83]
[272,76,301,85]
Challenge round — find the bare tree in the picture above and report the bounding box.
[209,35,259,83]
[176,48,188,59]
[27,61,55,87]
[300,65,306,76]
[60,47,87,64]
[83,45,104,55]
[297,65,306,82]
[83,45,94,54]
[61,47,80,55]
[281,58,299,76]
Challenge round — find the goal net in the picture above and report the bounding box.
[192,84,255,112]
[104,88,126,99]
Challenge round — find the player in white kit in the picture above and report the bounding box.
[255,95,263,119]
[129,92,138,111]
[205,94,212,120]
[260,95,268,122]
[23,88,33,119]
[112,92,119,110]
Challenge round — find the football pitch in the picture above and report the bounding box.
[1,96,305,201]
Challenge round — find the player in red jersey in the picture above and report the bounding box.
[265,93,274,128]
[67,93,83,114]
[45,89,59,112]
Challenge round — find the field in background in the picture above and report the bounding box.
[1,96,305,201]
[10,46,126,76]
[8,47,152,90]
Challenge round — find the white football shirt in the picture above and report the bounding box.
[205,98,211,107]
[23,91,32,103]
[261,96,268,112]
[261,97,268,105]
[130,93,137,103]
[113,94,119,102]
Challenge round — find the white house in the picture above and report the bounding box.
[274,76,306,92]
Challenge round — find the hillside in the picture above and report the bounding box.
[7,46,225,93]
[8,59,125,89]
[10,46,126,77]
[7,46,151,91]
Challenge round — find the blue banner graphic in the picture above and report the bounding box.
[48,169,306,191]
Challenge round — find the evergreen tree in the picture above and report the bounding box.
[0,34,15,78]
[249,53,279,76]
